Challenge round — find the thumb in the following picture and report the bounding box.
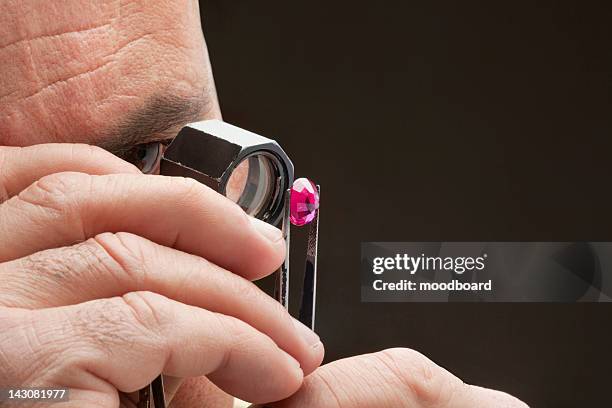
[252,348,528,408]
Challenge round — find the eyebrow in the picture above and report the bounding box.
[97,93,207,157]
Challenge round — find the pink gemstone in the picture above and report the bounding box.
[290,178,319,226]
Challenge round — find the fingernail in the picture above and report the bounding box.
[292,317,321,347]
[250,216,283,242]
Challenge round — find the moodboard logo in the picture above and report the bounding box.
[372,253,488,275]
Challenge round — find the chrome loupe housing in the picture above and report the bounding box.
[160,120,294,227]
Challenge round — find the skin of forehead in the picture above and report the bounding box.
[0,0,221,151]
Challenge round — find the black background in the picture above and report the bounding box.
[200,1,612,406]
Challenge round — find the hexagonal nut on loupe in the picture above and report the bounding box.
[160,120,294,226]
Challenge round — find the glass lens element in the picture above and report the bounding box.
[226,154,277,218]
[226,160,249,203]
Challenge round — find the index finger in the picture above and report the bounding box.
[0,172,285,279]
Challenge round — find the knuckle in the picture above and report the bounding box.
[382,347,429,366]
[6,238,129,308]
[69,295,165,360]
[45,241,106,278]
[217,313,250,339]
[217,314,262,350]
[378,348,458,406]
[120,291,169,333]
[214,314,269,374]
[91,232,150,287]
[170,176,203,199]
[80,236,131,281]
[73,298,136,349]
[17,171,87,214]
[61,295,168,366]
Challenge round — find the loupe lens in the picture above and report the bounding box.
[226,154,279,219]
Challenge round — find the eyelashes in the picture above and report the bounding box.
[123,141,167,174]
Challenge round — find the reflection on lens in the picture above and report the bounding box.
[226,154,277,218]
[226,160,249,203]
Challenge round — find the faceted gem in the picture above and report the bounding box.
[290,178,319,226]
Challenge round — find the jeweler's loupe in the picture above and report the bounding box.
[138,120,320,408]
[159,120,293,227]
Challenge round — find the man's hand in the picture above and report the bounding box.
[251,348,528,408]
[0,144,324,407]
